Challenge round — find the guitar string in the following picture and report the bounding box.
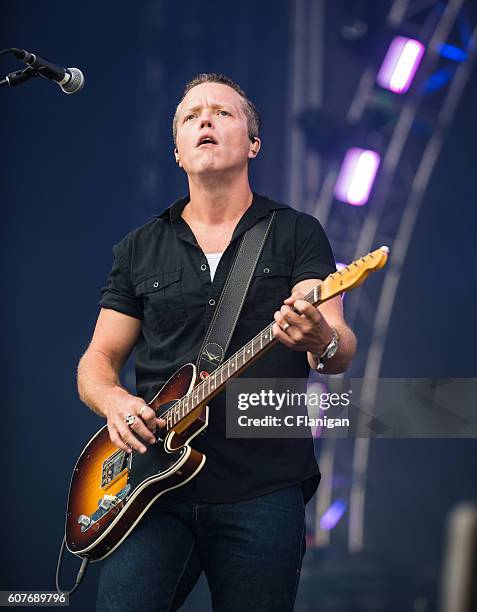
[82,261,375,497]
[124,282,325,460]
[78,259,385,506]
[158,281,325,425]
[127,258,374,450]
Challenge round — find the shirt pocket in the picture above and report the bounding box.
[135,268,186,333]
[243,260,292,320]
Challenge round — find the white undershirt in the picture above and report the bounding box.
[205,252,223,282]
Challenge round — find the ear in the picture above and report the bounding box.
[248,136,261,159]
[174,147,182,167]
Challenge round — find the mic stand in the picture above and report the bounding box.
[0,66,39,88]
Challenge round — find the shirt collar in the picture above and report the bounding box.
[156,192,289,224]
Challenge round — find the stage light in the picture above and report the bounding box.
[334,148,381,206]
[377,36,425,94]
[438,43,467,62]
[320,499,348,530]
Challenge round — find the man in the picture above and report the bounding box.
[78,73,356,611]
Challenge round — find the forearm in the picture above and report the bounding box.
[77,349,131,418]
[307,324,357,374]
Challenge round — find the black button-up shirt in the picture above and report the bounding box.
[99,193,336,503]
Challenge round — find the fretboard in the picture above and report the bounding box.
[163,283,322,430]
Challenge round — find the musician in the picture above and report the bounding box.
[77,73,356,611]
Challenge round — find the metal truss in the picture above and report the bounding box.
[289,0,477,551]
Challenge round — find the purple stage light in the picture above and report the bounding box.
[320,499,348,530]
[377,36,425,94]
[334,148,381,206]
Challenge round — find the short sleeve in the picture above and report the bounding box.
[291,213,336,287]
[99,241,143,319]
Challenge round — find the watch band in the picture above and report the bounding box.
[313,328,339,371]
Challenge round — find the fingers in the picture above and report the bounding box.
[118,421,150,454]
[139,405,158,432]
[283,291,302,305]
[107,422,131,454]
[273,300,325,351]
[272,322,295,348]
[106,397,160,454]
[273,304,312,334]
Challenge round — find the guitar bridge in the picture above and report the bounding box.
[77,484,131,532]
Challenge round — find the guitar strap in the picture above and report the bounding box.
[196,211,276,378]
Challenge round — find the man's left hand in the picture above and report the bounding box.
[272,291,334,354]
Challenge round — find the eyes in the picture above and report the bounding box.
[184,110,231,122]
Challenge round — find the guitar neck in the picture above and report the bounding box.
[163,284,324,430]
[163,245,389,430]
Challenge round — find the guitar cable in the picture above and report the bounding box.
[55,536,90,596]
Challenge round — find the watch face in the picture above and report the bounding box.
[325,332,339,359]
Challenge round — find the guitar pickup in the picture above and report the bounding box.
[101,450,132,488]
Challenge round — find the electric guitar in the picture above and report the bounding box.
[65,246,388,560]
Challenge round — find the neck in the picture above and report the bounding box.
[184,173,253,226]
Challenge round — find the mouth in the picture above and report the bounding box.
[196,135,218,147]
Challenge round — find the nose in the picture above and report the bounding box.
[200,111,214,129]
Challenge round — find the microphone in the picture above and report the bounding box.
[10,48,85,94]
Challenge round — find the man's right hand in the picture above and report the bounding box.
[105,392,166,455]
[77,309,167,454]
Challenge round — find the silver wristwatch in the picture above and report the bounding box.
[314,329,339,371]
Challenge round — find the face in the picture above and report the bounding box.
[174,82,260,177]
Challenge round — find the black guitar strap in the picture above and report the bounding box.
[196,211,276,378]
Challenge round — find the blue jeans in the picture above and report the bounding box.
[96,485,306,612]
